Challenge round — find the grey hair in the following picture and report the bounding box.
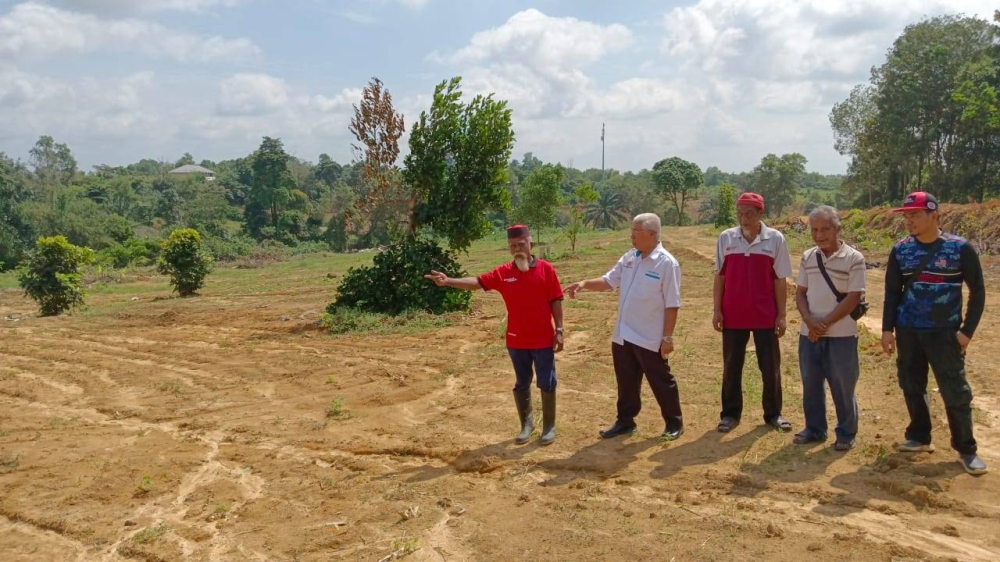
[633,213,661,238]
[808,205,841,228]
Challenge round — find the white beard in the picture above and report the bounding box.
[514,255,530,272]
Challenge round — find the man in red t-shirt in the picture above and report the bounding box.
[425,225,565,445]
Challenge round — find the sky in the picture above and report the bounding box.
[0,0,996,175]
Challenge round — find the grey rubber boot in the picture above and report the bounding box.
[539,390,556,445]
[514,388,534,444]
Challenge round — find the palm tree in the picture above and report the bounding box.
[584,189,628,229]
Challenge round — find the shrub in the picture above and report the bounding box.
[18,236,95,316]
[331,237,470,315]
[97,238,161,269]
[158,229,213,296]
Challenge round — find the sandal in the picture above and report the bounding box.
[717,417,740,433]
[834,439,856,452]
[768,416,793,433]
[793,432,823,445]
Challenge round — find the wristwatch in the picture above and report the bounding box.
[555,327,564,334]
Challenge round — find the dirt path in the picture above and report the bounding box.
[1,227,997,561]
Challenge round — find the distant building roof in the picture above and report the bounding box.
[168,164,216,175]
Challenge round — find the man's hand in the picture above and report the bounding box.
[775,316,787,338]
[957,331,971,350]
[424,270,449,287]
[881,331,896,355]
[553,332,564,353]
[712,310,724,332]
[564,282,583,299]
[804,315,828,335]
[660,340,674,358]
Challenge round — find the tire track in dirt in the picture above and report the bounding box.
[101,430,268,562]
[0,511,97,562]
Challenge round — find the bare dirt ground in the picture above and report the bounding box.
[1,227,998,561]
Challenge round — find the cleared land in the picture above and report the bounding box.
[1,226,998,561]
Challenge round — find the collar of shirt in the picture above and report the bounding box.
[813,241,849,262]
[635,243,666,260]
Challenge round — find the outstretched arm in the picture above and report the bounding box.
[424,270,483,291]
[564,277,613,298]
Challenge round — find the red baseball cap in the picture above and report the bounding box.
[892,191,939,213]
[736,192,765,210]
[507,224,530,239]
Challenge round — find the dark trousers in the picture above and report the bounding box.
[896,329,977,455]
[721,328,782,423]
[508,347,556,392]
[798,335,859,442]
[611,341,683,431]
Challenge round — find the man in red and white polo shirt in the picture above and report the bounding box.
[424,225,565,446]
[713,192,793,434]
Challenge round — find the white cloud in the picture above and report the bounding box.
[218,74,289,116]
[0,2,259,61]
[309,88,364,113]
[63,0,243,13]
[446,9,632,68]
[397,0,429,9]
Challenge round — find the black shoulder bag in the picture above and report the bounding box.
[815,252,869,321]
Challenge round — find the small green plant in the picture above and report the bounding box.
[17,235,95,316]
[131,522,168,544]
[158,228,213,297]
[0,451,20,473]
[327,397,350,420]
[157,381,183,396]
[389,537,420,557]
[135,475,155,496]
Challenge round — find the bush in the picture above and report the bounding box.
[331,237,470,315]
[158,229,213,296]
[97,238,161,269]
[202,233,256,261]
[18,236,95,316]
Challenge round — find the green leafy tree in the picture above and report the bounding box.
[404,76,516,251]
[830,15,1000,205]
[715,183,737,227]
[567,183,598,252]
[511,164,563,241]
[29,135,77,188]
[248,137,296,238]
[584,189,629,229]
[333,77,515,315]
[1,154,35,270]
[158,229,213,297]
[652,157,702,225]
[749,153,807,217]
[18,236,94,316]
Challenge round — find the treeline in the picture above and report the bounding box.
[1,135,843,273]
[831,13,1000,206]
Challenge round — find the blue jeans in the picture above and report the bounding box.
[508,347,557,392]
[798,335,859,442]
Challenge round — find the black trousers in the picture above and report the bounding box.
[611,341,683,431]
[896,329,977,455]
[721,328,783,423]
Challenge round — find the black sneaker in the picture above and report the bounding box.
[599,421,637,439]
[660,426,684,441]
[895,439,935,453]
[960,454,988,476]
